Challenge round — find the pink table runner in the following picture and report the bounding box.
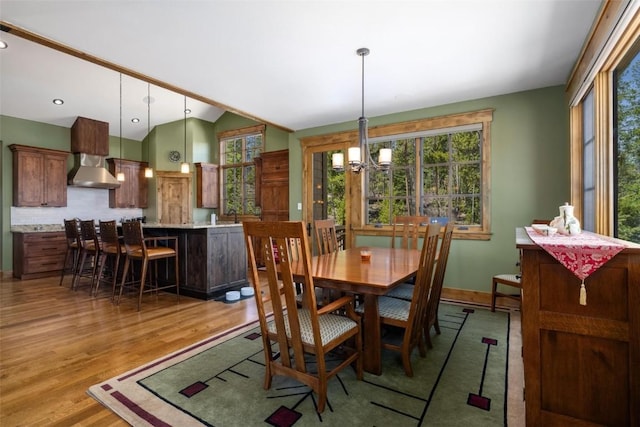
[525,227,626,305]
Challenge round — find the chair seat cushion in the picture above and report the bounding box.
[147,247,177,258]
[102,245,126,255]
[268,308,358,346]
[356,296,411,321]
[385,283,415,301]
[494,274,521,284]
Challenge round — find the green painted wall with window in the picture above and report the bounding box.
[289,85,570,295]
[2,85,568,295]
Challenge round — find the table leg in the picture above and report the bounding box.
[363,293,382,375]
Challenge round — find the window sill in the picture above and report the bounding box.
[353,226,492,241]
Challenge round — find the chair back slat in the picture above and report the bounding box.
[121,221,145,256]
[424,222,454,334]
[314,219,340,255]
[79,219,99,250]
[406,223,440,346]
[391,215,430,250]
[63,218,81,247]
[99,220,120,252]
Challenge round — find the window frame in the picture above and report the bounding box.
[567,1,639,237]
[301,109,493,242]
[218,124,265,219]
[364,124,484,229]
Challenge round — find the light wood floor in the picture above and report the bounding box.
[0,272,262,426]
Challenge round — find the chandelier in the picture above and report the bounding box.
[332,47,392,173]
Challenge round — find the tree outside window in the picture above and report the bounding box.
[614,47,640,242]
[219,126,264,216]
[365,128,482,227]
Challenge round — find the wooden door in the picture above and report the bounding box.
[157,171,192,225]
[258,150,289,222]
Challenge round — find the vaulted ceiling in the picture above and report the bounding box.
[0,1,603,140]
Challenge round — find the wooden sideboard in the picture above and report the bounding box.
[516,228,640,426]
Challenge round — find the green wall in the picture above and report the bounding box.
[2,85,569,296]
[288,85,570,294]
[1,116,140,272]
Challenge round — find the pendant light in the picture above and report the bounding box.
[116,73,126,182]
[332,47,392,173]
[144,83,153,178]
[180,95,190,174]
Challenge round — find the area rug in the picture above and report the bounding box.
[88,303,519,426]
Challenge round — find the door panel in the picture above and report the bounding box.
[157,172,192,225]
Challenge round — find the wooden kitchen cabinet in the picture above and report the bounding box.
[143,225,248,300]
[195,162,219,208]
[516,228,640,426]
[106,158,148,208]
[71,117,109,155]
[256,149,289,221]
[9,144,69,207]
[13,231,67,279]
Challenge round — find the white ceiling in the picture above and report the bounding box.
[0,1,603,141]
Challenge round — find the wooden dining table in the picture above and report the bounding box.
[292,246,422,375]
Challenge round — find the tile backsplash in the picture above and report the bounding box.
[11,187,142,226]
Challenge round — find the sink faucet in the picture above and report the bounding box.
[227,209,238,224]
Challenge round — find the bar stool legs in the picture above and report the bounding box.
[60,219,81,287]
[117,221,180,311]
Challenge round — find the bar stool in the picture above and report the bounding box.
[73,219,101,292]
[60,218,81,287]
[118,221,180,311]
[95,220,126,299]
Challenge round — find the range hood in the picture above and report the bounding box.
[67,153,121,189]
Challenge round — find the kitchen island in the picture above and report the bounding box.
[142,222,248,300]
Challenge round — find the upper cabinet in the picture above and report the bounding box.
[195,162,219,208]
[9,144,69,207]
[71,117,109,155]
[106,158,148,208]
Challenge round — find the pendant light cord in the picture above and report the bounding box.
[119,73,122,159]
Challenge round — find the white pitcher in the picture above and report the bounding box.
[550,202,581,235]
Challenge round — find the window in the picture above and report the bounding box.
[568,1,639,242]
[366,125,482,227]
[218,124,265,216]
[613,45,640,242]
[581,88,595,232]
[301,109,493,240]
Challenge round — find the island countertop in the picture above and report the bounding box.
[11,222,242,233]
[141,222,242,229]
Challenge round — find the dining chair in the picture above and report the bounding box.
[313,218,344,305]
[391,215,430,250]
[59,218,81,287]
[490,219,549,312]
[243,221,363,413]
[117,221,180,311]
[73,219,101,292]
[357,223,440,377]
[491,274,522,312]
[423,222,454,348]
[314,219,340,255]
[95,220,126,300]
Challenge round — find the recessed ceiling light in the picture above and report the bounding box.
[52,98,64,105]
[0,41,8,49]
[131,118,140,123]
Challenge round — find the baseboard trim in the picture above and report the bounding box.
[441,287,520,311]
